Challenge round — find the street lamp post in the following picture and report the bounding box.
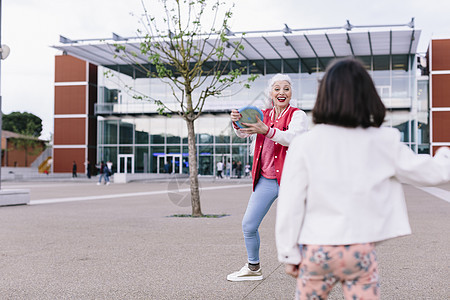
[0,0,11,188]
[0,0,30,205]
[0,0,3,189]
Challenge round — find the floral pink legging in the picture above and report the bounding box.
[296,243,379,300]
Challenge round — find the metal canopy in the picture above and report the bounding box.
[52,21,421,75]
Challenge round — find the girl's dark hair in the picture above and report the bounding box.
[313,58,386,128]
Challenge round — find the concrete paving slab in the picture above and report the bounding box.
[0,179,448,299]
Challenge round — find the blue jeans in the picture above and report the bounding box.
[98,173,110,183]
[242,176,279,264]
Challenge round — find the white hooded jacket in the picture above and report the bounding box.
[276,124,450,265]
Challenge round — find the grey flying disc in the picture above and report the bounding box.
[235,106,264,128]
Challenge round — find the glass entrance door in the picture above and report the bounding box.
[172,156,181,174]
[118,154,134,174]
[157,154,182,174]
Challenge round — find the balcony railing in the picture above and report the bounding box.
[95,96,412,116]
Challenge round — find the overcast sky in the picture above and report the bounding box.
[2,0,450,140]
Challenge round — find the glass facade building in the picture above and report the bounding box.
[53,24,430,175]
[95,53,426,175]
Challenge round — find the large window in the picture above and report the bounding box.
[166,118,182,144]
[197,117,214,144]
[299,72,319,107]
[135,118,150,144]
[150,146,165,173]
[120,119,134,144]
[100,120,118,144]
[150,117,166,144]
[214,116,231,144]
[135,146,149,173]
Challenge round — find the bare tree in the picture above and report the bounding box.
[112,0,257,216]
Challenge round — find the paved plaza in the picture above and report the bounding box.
[0,176,449,299]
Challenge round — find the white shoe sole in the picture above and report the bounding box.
[226,274,263,282]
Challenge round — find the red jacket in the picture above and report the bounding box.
[251,106,300,190]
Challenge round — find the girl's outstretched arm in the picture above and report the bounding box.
[276,136,308,265]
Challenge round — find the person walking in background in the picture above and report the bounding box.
[244,163,250,178]
[236,161,242,179]
[216,160,224,179]
[232,160,237,178]
[86,160,91,179]
[227,74,309,281]
[72,161,77,178]
[97,161,110,185]
[276,58,450,300]
[97,161,105,185]
[104,162,111,184]
[106,160,113,175]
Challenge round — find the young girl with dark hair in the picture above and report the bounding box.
[276,58,450,299]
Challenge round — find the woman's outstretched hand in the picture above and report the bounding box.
[240,115,269,135]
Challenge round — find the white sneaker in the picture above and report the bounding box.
[97,182,101,185]
[227,263,263,281]
[106,182,110,185]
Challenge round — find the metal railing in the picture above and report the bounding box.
[95,96,411,116]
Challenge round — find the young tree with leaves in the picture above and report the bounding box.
[113,0,257,216]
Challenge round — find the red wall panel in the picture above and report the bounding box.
[55,55,86,82]
[53,148,85,173]
[55,86,86,114]
[431,40,450,71]
[54,118,86,145]
[432,111,450,143]
[431,74,450,107]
